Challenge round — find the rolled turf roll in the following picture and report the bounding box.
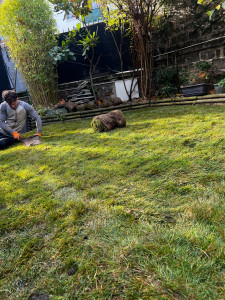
[91,110,126,133]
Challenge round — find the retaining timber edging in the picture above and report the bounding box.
[31,94,225,127]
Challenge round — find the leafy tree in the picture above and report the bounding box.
[49,0,100,104]
[97,0,171,99]
[49,44,75,66]
[50,1,171,100]
[197,0,225,19]
[109,26,137,101]
[0,0,58,107]
[77,28,100,103]
[49,0,92,18]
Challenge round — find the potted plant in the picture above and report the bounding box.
[214,77,225,94]
[180,61,212,97]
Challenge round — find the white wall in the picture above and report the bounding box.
[115,78,139,101]
[51,7,80,33]
[50,2,103,34]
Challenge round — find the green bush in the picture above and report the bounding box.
[218,78,225,87]
[193,61,212,72]
[0,0,58,107]
[179,61,212,86]
[156,67,180,97]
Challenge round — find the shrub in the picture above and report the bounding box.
[179,61,212,85]
[218,78,225,87]
[156,67,180,97]
[0,0,58,107]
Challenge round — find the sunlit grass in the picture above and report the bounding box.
[0,105,224,299]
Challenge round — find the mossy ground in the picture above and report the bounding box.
[0,105,224,299]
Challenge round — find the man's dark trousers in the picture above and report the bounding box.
[0,132,16,149]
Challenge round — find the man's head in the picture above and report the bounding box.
[2,90,18,110]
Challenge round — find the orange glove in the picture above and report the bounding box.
[12,131,21,141]
[35,133,41,136]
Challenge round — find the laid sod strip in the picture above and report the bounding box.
[1,105,225,299]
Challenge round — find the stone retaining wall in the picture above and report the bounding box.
[155,0,225,73]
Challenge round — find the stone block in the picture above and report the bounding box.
[84,101,96,110]
[76,104,85,111]
[212,58,225,70]
[206,50,216,60]
[216,49,221,58]
[200,51,208,61]
[64,101,77,112]
[111,97,123,106]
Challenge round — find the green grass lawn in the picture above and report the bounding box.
[0,105,225,299]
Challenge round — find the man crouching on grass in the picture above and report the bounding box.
[0,90,42,149]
